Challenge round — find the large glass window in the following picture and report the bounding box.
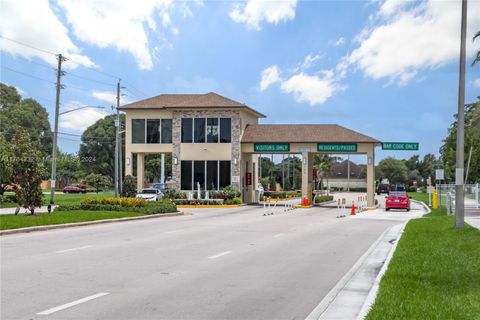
[219,161,231,188]
[161,119,172,143]
[132,119,145,144]
[206,118,219,143]
[181,118,193,143]
[193,160,205,190]
[194,118,206,143]
[181,161,192,190]
[206,161,218,190]
[146,119,160,144]
[220,118,231,143]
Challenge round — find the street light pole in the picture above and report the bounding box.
[455,0,467,228]
[49,54,65,204]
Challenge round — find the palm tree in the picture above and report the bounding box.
[472,31,480,66]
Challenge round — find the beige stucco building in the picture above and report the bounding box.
[120,92,380,206]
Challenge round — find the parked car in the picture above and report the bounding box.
[393,184,406,192]
[151,183,168,193]
[136,188,163,201]
[63,186,86,194]
[376,183,390,195]
[385,191,411,211]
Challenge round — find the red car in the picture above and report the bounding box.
[63,186,86,194]
[385,191,411,211]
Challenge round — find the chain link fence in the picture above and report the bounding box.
[437,183,480,215]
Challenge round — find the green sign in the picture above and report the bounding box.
[382,142,419,150]
[254,143,290,152]
[317,143,357,152]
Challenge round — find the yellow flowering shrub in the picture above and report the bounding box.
[80,197,147,207]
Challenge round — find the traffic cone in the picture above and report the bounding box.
[351,201,356,215]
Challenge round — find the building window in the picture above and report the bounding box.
[219,161,231,188]
[206,161,218,190]
[220,118,231,143]
[146,119,160,144]
[132,119,145,144]
[161,119,172,144]
[206,118,219,143]
[193,160,205,190]
[181,161,192,190]
[194,118,206,143]
[181,118,193,143]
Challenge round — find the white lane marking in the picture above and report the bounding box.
[273,233,285,238]
[165,229,185,234]
[208,251,232,259]
[55,245,92,254]
[37,292,109,315]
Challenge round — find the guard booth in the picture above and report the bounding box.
[240,124,380,207]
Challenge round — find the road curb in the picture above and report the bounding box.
[0,212,184,236]
[357,221,408,319]
[411,199,431,214]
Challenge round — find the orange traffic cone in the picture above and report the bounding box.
[351,201,356,215]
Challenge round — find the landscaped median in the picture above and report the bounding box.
[0,197,179,231]
[365,193,480,319]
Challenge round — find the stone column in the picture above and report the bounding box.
[366,145,375,207]
[172,112,181,190]
[301,152,313,204]
[125,151,133,176]
[137,153,145,191]
[231,111,241,191]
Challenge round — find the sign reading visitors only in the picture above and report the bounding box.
[254,143,290,152]
[382,142,419,150]
[317,143,357,152]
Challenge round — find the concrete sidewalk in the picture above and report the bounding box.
[0,205,56,215]
[307,201,428,319]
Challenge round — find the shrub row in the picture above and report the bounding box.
[80,197,146,207]
[0,195,17,203]
[314,195,334,203]
[263,191,300,199]
[164,186,241,200]
[173,197,241,205]
[56,199,177,215]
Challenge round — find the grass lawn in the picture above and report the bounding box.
[366,193,480,319]
[0,191,115,208]
[0,210,146,230]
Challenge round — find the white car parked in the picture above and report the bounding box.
[135,188,163,201]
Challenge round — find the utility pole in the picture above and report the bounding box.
[49,54,65,204]
[455,0,467,228]
[114,80,121,197]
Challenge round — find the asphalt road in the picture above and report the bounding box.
[1,206,400,320]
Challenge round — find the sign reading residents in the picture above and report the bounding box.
[317,143,357,152]
[382,142,419,150]
[254,143,290,152]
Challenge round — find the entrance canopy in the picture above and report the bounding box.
[241,124,381,153]
[240,124,380,207]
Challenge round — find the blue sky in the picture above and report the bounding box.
[1,0,479,164]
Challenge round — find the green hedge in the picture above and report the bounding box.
[55,199,177,214]
[174,199,222,205]
[315,195,334,203]
[0,195,17,203]
[263,191,300,199]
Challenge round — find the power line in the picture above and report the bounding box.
[3,53,57,71]
[1,65,56,85]
[123,80,149,98]
[65,71,116,87]
[0,36,57,56]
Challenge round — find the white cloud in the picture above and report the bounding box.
[333,37,346,47]
[348,0,480,85]
[280,72,339,106]
[300,54,321,70]
[0,0,95,69]
[230,0,298,31]
[171,27,180,36]
[92,90,129,105]
[57,0,177,70]
[474,78,480,88]
[260,65,281,91]
[59,102,109,130]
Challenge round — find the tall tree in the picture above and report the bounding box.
[79,114,125,179]
[10,128,45,213]
[0,134,13,195]
[378,157,408,185]
[440,99,480,183]
[0,83,53,157]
